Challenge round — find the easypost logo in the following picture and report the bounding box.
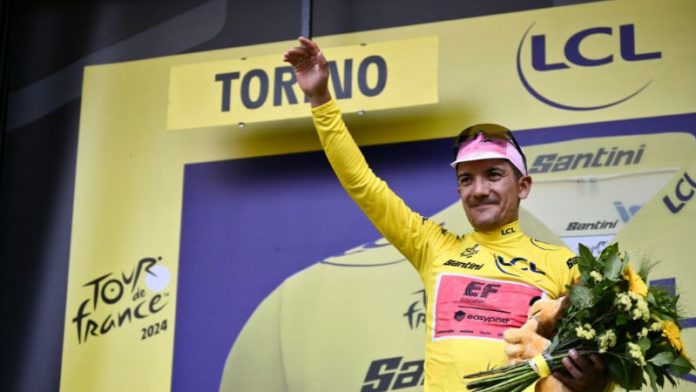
[516,22,661,110]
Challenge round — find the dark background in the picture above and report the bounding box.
[0,1,599,390]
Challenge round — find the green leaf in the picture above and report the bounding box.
[603,246,623,281]
[626,364,645,390]
[616,313,628,325]
[647,351,674,367]
[669,354,696,375]
[656,369,665,388]
[621,251,631,269]
[622,363,643,391]
[599,243,619,263]
[547,336,558,353]
[578,244,596,273]
[638,337,651,352]
[664,371,677,387]
[607,356,645,390]
[607,356,629,389]
[647,292,656,306]
[645,363,658,392]
[569,286,593,308]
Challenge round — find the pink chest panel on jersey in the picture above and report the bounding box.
[432,274,543,341]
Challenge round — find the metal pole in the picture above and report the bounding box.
[301,0,313,38]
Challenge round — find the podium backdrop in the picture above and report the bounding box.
[2,1,694,391]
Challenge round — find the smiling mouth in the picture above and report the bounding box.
[470,202,497,209]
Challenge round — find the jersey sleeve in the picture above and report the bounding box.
[311,99,454,273]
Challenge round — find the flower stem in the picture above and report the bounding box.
[470,370,537,392]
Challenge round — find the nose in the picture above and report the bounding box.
[471,176,490,198]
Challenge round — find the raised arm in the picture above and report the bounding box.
[282,38,457,273]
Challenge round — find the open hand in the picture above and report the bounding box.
[283,36,331,107]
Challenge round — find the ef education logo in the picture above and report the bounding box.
[516,23,661,111]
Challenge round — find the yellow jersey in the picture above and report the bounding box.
[312,99,579,391]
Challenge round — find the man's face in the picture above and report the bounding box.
[456,159,532,232]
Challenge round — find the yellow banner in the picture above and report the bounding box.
[167,36,439,130]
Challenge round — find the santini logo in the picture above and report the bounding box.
[444,259,484,270]
[566,220,618,231]
[517,23,661,110]
[529,145,645,174]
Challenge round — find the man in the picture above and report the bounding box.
[284,37,607,391]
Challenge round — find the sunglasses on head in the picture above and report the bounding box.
[451,123,528,170]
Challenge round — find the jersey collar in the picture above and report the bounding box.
[472,220,523,244]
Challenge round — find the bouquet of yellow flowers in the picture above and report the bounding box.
[463,243,694,391]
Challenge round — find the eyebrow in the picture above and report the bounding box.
[457,164,508,177]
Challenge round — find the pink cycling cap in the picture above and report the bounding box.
[450,129,527,175]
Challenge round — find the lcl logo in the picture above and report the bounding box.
[663,171,695,214]
[516,23,662,111]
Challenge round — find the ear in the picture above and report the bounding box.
[517,175,532,200]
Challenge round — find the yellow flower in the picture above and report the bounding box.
[623,265,648,297]
[663,320,684,353]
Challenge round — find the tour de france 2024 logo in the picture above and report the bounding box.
[71,257,171,344]
[516,22,662,111]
